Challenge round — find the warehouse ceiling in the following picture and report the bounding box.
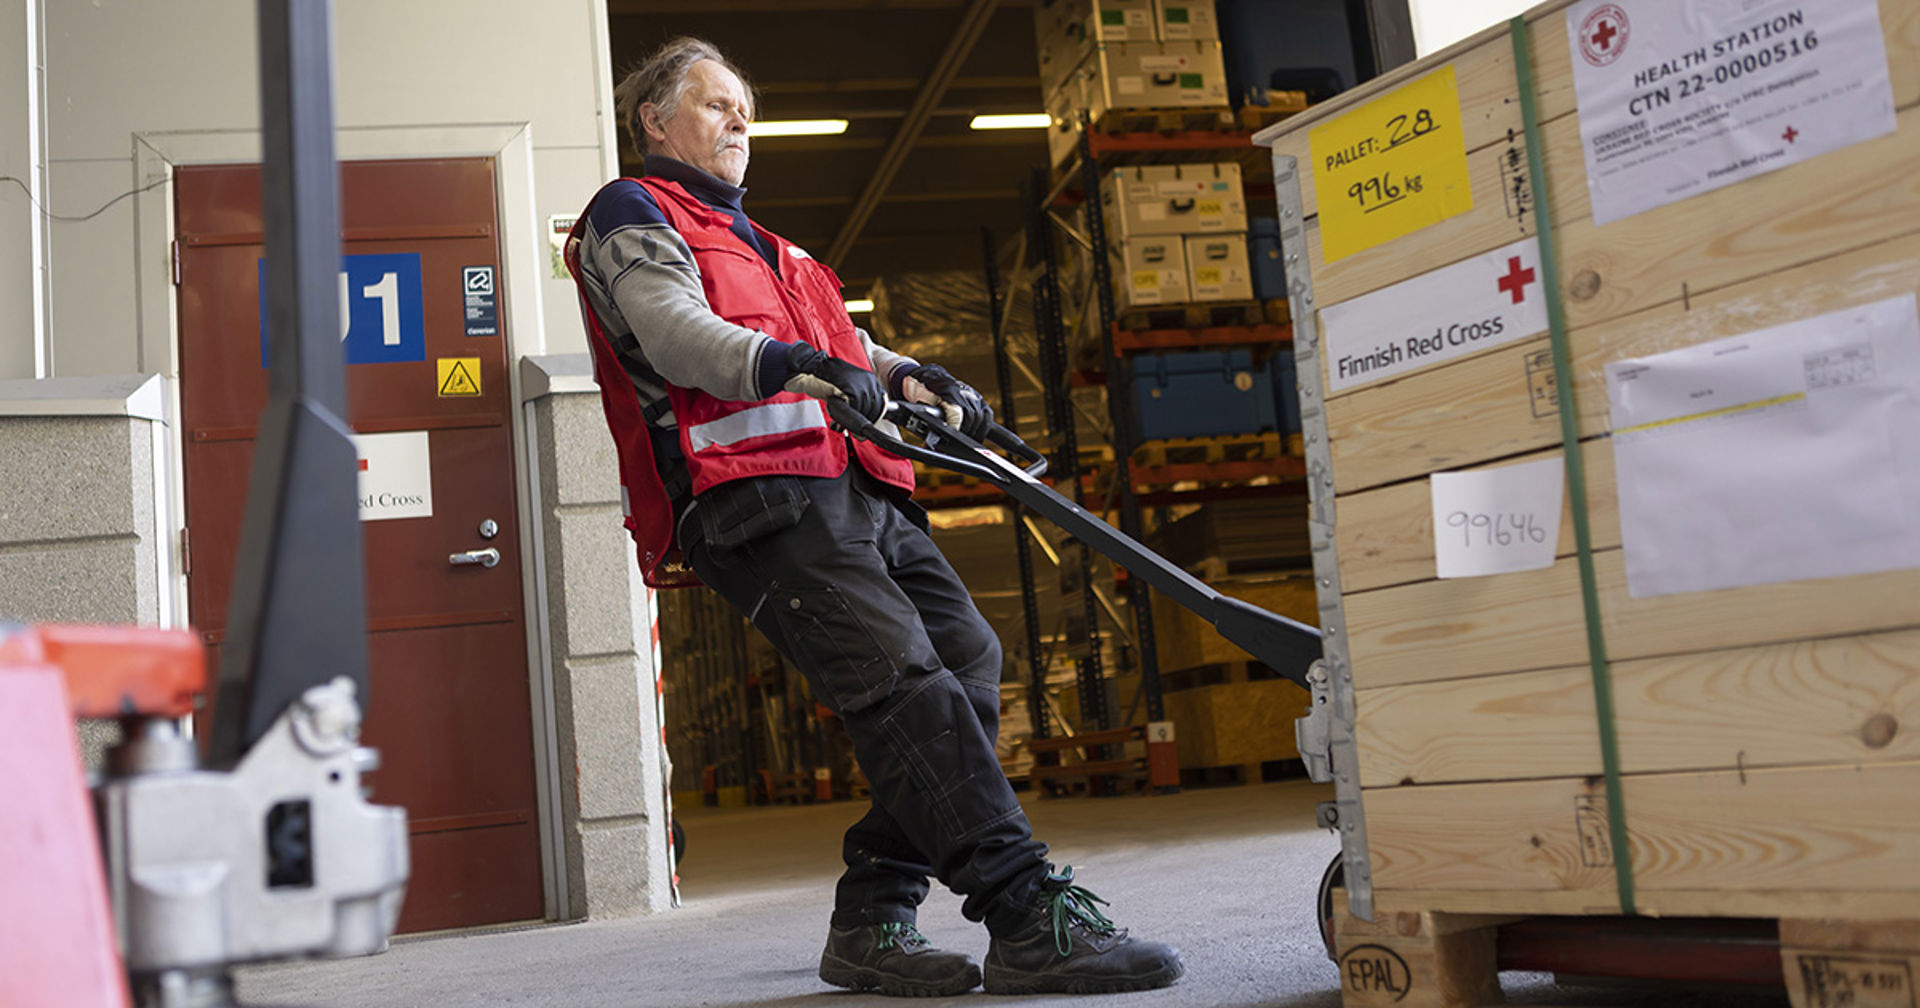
[605,0,1047,301]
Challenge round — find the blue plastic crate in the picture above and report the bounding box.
[1249,218,1286,301]
[1217,0,1357,109]
[1273,351,1302,438]
[1132,349,1276,441]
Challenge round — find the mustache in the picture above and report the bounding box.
[717,136,748,153]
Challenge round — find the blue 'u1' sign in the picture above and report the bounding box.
[258,253,427,366]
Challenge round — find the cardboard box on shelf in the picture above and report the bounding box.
[1116,236,1190,309]
[1183,231,1254,302]
[1100,162,1246,240]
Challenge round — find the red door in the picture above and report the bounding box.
[175,159,544,933]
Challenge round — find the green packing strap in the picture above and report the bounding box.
[1509,15,1636,916]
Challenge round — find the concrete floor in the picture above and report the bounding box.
[236,780,1788,1007]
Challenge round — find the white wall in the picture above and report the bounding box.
[34,0,618,380]
[1409,0,1538,57]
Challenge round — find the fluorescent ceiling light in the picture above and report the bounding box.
[844,299,875,314]
[970,113,1049,130]
[748,119,848,137]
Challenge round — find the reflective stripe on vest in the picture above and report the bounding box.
[684,399,826,453]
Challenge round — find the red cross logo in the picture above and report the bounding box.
[1497,257,1536,305]
[1579,5,1629,66]
[1782,125,1799,144]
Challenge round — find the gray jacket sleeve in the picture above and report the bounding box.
[856,326,919,394]
[582,214,783,403]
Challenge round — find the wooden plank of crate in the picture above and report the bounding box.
[1305,95,1920,413]
[1326,228,1920,493]
[1336,442,1616,593]
[1364,760,1920,910]
[1306,95,1920,374]
[1265,0,1920,223]
[1260,1,1581,222]
[1344,548,1920,690]
[1781,917,1920,1008]
[1376,887,1920,921]
[1355,627,1920,787]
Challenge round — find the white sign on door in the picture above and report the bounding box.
[1319,237,1548,394]
[352,431,433,521]
[1567,0,1896,226]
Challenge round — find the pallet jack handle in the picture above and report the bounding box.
[828,399,1324,689]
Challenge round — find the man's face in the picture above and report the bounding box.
[645,59,752,186]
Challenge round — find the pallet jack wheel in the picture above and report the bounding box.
[671,817,686,863]
[1316,852,1344,962]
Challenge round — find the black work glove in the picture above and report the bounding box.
[783,342,886,422]
[901,363,994,440]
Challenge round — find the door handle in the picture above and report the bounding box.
[449,548,500,569]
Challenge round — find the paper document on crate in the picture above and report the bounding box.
[1430,455,1565,579]
[1605,293,1920,598]
[1567,0,1896,226]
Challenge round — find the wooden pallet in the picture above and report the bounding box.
[1235,95,1313,131]
[1117,299,1271,332]
[1158,658,1270,693]
[1781,918,1920,1008]
[1132,431,1282,469]
[1328,888,1920,1008]
[1177,759,1306,789]
[1024,725,1149,796]
[1091,105,1237,137]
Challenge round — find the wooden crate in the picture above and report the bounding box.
[1150,573,1319,672]
[1162,678,1309,770]
[1251,0,1920,940]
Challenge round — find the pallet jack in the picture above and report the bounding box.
[826,399,1327,691]
[0,3,407,1006]
[823,397,1333,771]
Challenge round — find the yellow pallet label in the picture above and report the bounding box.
[1310,65,1474,262]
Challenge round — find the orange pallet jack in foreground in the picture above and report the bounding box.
[1,3,411,1005]
[0,624,407,1008]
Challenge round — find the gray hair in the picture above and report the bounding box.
[613,37,755,162]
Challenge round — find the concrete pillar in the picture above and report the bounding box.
[521,354,673,918]
[0,373,174,768]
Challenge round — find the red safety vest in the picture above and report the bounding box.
[565,177,914,587]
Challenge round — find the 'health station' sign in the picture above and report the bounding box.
[1319,237,1547,394]
[1567,0,1896,226]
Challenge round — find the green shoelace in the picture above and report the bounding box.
[1039,866,1118,956]
[876,922,930,951]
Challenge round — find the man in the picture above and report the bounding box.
[566,36,1183,997]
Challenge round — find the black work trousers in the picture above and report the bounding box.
[684,464,1049,932]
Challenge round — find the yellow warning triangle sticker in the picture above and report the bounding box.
[437,357,482,397]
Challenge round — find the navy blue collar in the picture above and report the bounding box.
[643,155,748,214]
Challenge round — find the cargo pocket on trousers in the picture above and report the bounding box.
[770,583,898,713]
[693,477,810,551]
